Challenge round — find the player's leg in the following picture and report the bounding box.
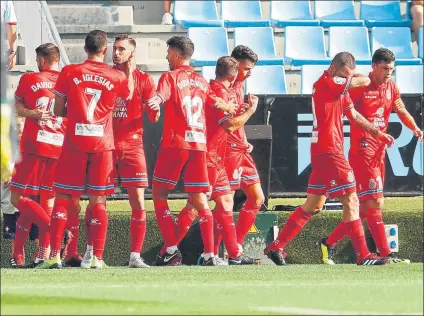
[184,151,215,266]
[152,148,185,266]
[237,154,264,250]
[63,198,83,266]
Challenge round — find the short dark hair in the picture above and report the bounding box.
[372,48,395,64]
[166,36,194,60]
[115,34,136,49]
[215,56,239,79]
[35,43,60,63]
[85,30,108,54]
[231,45,258,64]
[331,52,356,70]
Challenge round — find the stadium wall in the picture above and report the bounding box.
[1,209,422,267]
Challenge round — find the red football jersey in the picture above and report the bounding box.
[206,80,234,167]
[311,71,354,156]
[15,70,66,159]
[156,65,217,152]
[226,80,249,153]
[112,68,156,150]
[349,78,400,153]
[54,60,129,153]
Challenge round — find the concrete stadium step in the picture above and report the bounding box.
[49,4,133,26]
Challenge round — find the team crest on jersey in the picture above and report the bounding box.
[232,167,243,180]
[347,171,355,183]
[333,76,346,85]
[376,107,384,117]
[369,179,376,189]
[386,89,391,100]
[330,180,337,186]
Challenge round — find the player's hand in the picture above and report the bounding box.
[248,93,258,112]
[376,132,395,148]
[413,129,423,142]
[146,94,163,111]
[246,142,253,153]
[30,109,52,120]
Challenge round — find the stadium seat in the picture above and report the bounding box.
[234,27,284,65]
[246,66,287,95]
[371,27,422,65]
[284,26,331,66]
[360,1,411,27]
[201,66,216,83]
[314,1,364,27]
[300,65,328,94]
[270,1,320,27]
[188,27,229,67]
[173,1,223,28]
[328,27,371,64]
[395,65,424,94]
[419,27,423,60]
[221,1,270,27]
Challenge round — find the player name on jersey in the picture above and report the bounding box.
[31,82,53,92]
[73,74,114,91]
[177,78,208,92]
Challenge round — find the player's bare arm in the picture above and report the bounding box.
[345,107,395,147]
[53,95,67,117]
[146,93,165,112]
[15,99,52,120]
[221,93,258,133]
[393,98,423,142]
[214,97,236,115]
[349,74,371,89]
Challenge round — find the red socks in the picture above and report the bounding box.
[49,198,69,259]
[198,209,214,254]
[84,206,92,246]
[344,219,370,263]
[130,209,147,253]
[154,200,176,252]
[326,221,346,247]
[269,207,312,251]
[66,214,80,258]
[236,202,261,245]
[12,215,31,259]
[213,215,223,256]
[366,208,390,257]
[174,206,197,245]
[16,197,50,229]
[214,207,239,259]
[90,203,108,260]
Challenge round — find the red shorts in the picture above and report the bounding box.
[54,149,114,197]
[349,151,385,202]
[307,153,356,198]
[208,165,231,200]
[114,147,148,188]
[10,152,58,197]
[225,151,260,191]
[153,147,209,193]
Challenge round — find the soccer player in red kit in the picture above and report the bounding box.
[38,30,130,269]
[146,36,235,266]
[264,52,395,266]
[319,48,423,264]
[222,46,264,254]
[110,34,158,268]
[9,43,65,267]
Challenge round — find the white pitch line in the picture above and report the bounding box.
[253,306,423,316]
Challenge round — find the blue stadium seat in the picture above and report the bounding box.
[360,1,411,27]
[314,1,364,27]
[395,65,424,93]
[328,27,371,64]
[246,66,287,95]
[234,27,284,65]
[188,27,229,67]
[371,27,422,65]
[201,66,216,83]
[300,65,329,94]
[221,1,270,27]
[284,26,331,66]
[270,1,320,27]
[419,27,423,60]
[174,1,223,28]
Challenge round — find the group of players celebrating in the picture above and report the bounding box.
[6,29,422,269]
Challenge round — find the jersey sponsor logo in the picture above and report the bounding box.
[365,95,378,99]
[333,76,346,85]
[36,130,64,146]
[75,123,104,137]
[185,130,206,144]
[113,97,128,118]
